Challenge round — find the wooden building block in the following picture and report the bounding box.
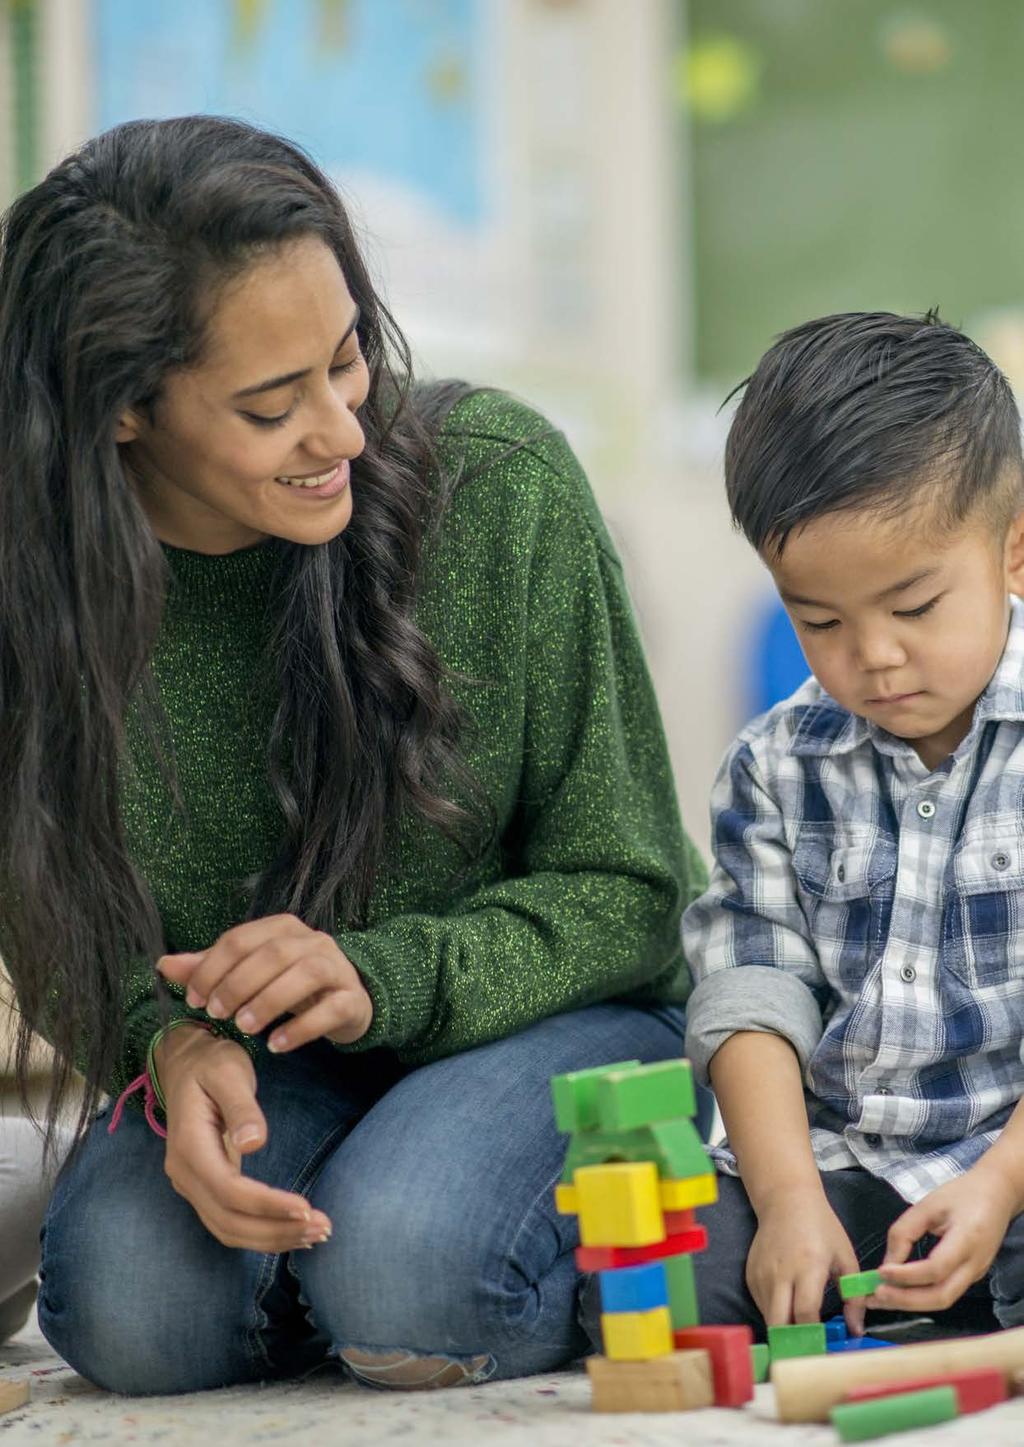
[839,1269,883,1300]
[825,1315,848,1346]
[674,1325,754,1406]
[586,1348,714,1412]
[594,1060,697,1131]
[772,1325,1024,1422]
[562,1118,711,1183]
[599,1261,668,1314]
[551,1061,641,1134]
[829,1336,895,1352]
[830,1385,958,1441]
[660,1173,717,1210]
[576,1223,708,1271]
[554,1182,577,1213]
[601,1305,674,1361]
[751,1342,770,1382]
[663,1251,699,1329]
[768,1322,827,1360]
[844,1366,1006,1415]
[575,1161,665,1247]
[663,1207,697,1233]
[0,1380,30,1416]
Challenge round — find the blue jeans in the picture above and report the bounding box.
[39,1002,708,1395]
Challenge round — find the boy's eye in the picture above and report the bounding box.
[894,595,941,619]
[801,617,840,633]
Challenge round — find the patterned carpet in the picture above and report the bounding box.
[7,1315,1024,1446]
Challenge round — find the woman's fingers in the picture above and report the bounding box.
[163,916,308,1009]
[267,985,366,1052]
[227,957,335,1038]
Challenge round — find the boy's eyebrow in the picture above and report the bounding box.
[782,568,941,610]
[231,308,361,399]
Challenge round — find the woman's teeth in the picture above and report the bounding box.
[277,467,337,489]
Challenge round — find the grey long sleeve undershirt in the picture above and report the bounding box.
[684,964,824,1085]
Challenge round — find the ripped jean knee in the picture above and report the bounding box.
[336,1344,496,1391]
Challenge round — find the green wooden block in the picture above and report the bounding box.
[830,1385,958,1441]
[560,1117,712,1183]
[550,1061,641,1133]
[839,1269,883,1301]
[594,1059,698,1131]
[750,1342,770,1383]
[767,1322,827,1360]
[663,1252,699,1329]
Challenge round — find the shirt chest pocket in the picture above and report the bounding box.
[792,828,894,970]
[945,819,1024,990]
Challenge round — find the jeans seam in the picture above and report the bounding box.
[496,1165,582,1353]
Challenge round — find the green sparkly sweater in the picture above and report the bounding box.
[113,391,705,1094]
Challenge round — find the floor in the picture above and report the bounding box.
[7,1313,1024,1446]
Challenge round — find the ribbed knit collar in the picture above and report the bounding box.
[161,537,280,608]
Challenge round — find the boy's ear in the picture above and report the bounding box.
[115,408,143,445]
[1005,508,1024,594]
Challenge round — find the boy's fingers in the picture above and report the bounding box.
[767,1281,795,1327]
[884,1206,930,1265]
[834,1244,865,1335]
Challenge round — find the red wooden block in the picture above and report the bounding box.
[575,1224,708,1272]
[673,1325,754,1407]
[662,1208,697,1233]
[845,1366,1006,1415]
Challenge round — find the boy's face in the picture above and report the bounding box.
[769,501,1024,769]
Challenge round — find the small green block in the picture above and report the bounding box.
[663,1252,699,1329]
[767,1322,826,1360]
[550,1061,641,1133]
[750,1342,770,1383]
[839,1269,883,1301]
[561,1117,712,1183]
[594,1059,697,1131]
[830,1385,958,1441]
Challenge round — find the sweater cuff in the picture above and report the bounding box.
[332,927,433,1054]
[684,966,823,1086]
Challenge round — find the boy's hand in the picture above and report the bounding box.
[157,914,373,1051]
[748,1186,866,1335]
[872,1166,1017,1313]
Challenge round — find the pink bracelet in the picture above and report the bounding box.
[108,1071,167,1139]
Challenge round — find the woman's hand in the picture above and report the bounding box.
[156,1023,332,1251]
[747,1185,867,1335]
[871,1166,1016,1314]
[157,914,373,1051]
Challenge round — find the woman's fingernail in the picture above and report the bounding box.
[206,996,226,1019]
[186,988,204,1008]
[268,1032,287,1053]
[232,1125,261,1147]
[235,1008,256,1033]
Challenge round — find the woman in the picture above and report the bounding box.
[0,115,706,1395]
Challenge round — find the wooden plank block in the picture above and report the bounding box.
[674,1324,755,1406]
[0,1379,30,1416]
[768,1322,827,1360]
[831,1385,958,1441]
[839,1269,883,1300]
[576,1223,707,1271]
[594,1060,697,1131]
[844,1365,1006,1414]
[587,1349,714,1412]
[773,1325,1024,1422]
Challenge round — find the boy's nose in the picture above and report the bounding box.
[854,629,907,672]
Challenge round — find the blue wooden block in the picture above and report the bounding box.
[825,1315,848,1345]
[827,1334,895,1352]
[598,1261,669,1314]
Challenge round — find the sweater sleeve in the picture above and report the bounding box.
[335,445,697,1063]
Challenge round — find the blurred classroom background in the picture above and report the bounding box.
[3,0,1024,858]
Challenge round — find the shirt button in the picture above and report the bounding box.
[836,863,846,882]
[917,800,936,820]
[866,1133,882,1148]
[900,964,916,982]
[992,851,1011,871]
[878,1086,892,1096]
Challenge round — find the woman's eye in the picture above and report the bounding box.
[330,353,363,376]
[243,408,293,428]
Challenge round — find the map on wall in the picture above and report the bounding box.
[93,0,492,350]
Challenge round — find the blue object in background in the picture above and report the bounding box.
[598,1261,669,1315]
[824,1314,848,1345]
[827,1334,896,1352]
[746,594,810,720]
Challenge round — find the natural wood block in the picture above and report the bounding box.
[0,1379,30,1416]
[587,1348,714,1412]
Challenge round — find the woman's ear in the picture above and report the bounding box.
[115,408,142,444]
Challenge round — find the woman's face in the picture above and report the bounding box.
[118,236,370,554]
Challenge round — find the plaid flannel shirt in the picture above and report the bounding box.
[683,596,1024,1202]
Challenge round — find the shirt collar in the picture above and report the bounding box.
[790,595,1024,758]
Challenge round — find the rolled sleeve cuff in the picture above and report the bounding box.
[684,965,824,1085]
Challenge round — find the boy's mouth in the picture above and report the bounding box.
[866,691,923,706]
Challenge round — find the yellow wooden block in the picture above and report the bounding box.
[659,1172,718,1210]
[575,1161,665,1247]
[587,1349,714,1412]
[555,1182,578,1214]
[601,1306,674,1361]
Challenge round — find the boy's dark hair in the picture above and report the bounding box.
[725,309,1024,556]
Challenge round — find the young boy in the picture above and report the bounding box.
[683,310,1024,1339]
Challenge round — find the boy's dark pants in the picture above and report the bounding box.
[691,1170,1024,1339]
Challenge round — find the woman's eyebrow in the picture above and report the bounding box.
[231,307,361,399]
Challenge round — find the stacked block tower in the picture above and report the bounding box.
[552,1058,753,1413]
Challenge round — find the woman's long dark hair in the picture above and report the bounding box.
[0,116,480,1144]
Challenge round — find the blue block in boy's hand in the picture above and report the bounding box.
[825,1315,847,1345]
[598,1261,669,1314]
[827,1334,896,1352]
